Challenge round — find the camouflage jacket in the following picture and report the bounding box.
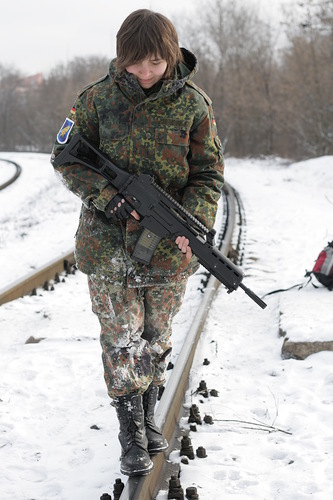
[51,48,224,286]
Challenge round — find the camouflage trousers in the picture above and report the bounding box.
[87,275,188,399]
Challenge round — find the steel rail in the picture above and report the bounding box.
[0,183,240,498]
[119,183,238,500]
[0,250,75,306]
[0,158,22,191]
[0,185,234,309]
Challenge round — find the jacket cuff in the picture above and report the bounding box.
[92,184,118,213]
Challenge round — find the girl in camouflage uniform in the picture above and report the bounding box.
[51,9,224,476]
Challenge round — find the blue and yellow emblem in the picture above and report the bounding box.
[57,118,74,144]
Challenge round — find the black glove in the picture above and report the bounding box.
[105,194,133,221]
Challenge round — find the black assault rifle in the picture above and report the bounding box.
[54,133,267,309]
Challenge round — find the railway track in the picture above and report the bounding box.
[0,183,243,499]
[118,184,241,500]
[0,158,22,191]
[0,250,76,306]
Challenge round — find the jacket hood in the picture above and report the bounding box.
[109,47,198,97]
[178,47,198,80]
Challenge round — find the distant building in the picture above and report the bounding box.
[16,73,43,93]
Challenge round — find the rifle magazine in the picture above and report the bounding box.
[132,228,162,265]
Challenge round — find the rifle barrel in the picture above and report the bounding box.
[239,283,267,309]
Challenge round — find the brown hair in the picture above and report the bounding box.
[116,9,183,78]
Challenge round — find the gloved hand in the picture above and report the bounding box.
[105,194,133,221]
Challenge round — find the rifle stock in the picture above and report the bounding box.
[53,133,267,309]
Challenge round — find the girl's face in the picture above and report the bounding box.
[126,56,168,89]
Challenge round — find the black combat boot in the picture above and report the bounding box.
[113,393,153,476]
[143,384,168,454]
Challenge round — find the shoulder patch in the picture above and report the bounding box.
[186,81,212,106]
[57,118,74,144]
[77,73,109,97]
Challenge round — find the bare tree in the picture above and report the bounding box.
[37,56,109,151]
[0,66,24,150]
[1,6,332,159]
[280,0,333,156]
[176,0,279,157]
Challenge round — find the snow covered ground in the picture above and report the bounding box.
[0,152,332,499]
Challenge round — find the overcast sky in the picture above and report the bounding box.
[1,0,291,76]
